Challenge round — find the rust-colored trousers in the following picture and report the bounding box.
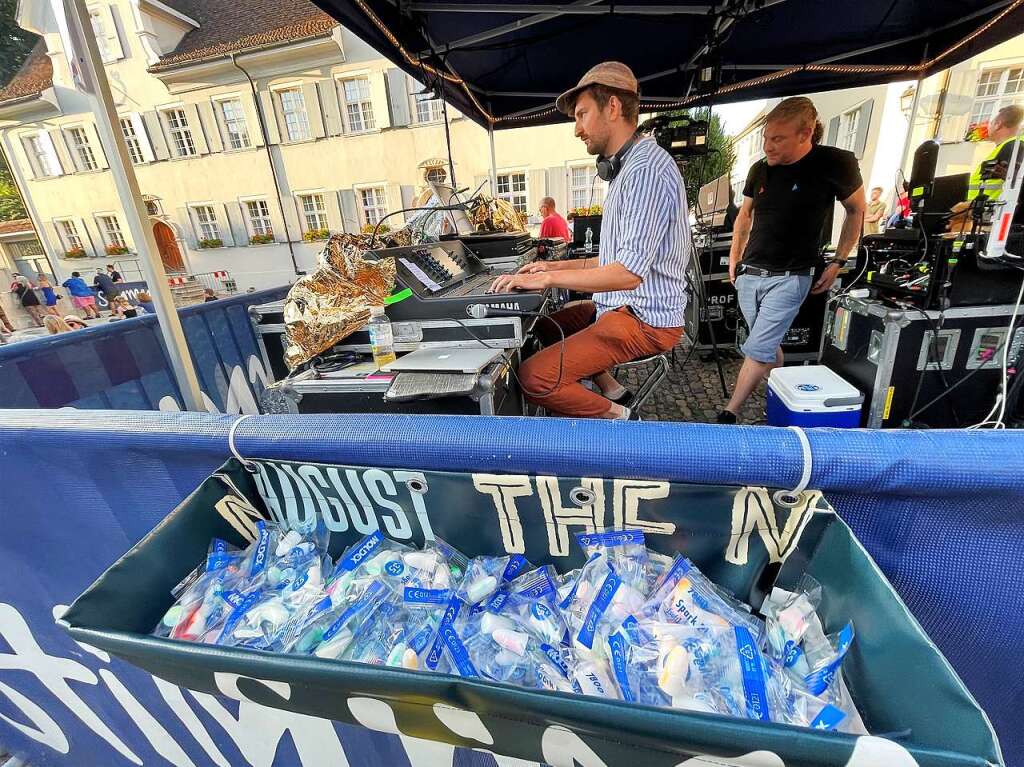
[519,301,682,418]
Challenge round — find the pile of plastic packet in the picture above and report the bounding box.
[155,522,867,733]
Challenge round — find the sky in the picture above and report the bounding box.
[713,100,768,137]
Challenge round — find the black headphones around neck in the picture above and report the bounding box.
[596,132,641,182]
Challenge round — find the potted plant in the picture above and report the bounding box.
[360,223,390,234]
[964,122,990,143]
[64,246,87,259]
[198,238,224,249]
[105,244,130,256]
[249,233,275,245]
[303,228,330,242]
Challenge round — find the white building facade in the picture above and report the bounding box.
[0,0,603,292]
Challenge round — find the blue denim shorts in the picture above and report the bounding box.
[735,272,813,363]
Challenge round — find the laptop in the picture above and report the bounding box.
[381,346,503,374]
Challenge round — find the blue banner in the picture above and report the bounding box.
[0,287,286,413]
[0,413,1021,766]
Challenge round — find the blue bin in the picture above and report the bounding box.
[767,365,863,427]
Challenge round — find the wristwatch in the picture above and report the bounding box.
[830,257,848,268]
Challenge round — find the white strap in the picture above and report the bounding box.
[773,425,812,508]
[227,414,258,473]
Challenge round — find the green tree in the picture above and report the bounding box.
[0,160,27,220]
[0,0,36,86]
[0,0,35,221]
[662,109,736,209]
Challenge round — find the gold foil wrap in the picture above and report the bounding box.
[282,233,396,370]
[469,194,527,233]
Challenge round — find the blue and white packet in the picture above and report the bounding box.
[575,529,649,591]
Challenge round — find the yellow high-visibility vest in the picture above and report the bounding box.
[967,137,1019,201]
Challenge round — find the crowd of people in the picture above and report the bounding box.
[3,264,172,340]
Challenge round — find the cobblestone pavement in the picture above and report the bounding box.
[616,339,768,424]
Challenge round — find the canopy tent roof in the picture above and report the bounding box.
[312,0,1024,128]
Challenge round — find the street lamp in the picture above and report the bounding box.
[900,85,917,118]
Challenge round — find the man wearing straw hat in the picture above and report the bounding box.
[491,62,689,420]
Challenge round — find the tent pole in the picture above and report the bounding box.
[64,0,204,411]
[488,127,498,195]
[899,73,924,176]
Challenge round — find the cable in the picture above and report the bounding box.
[369,200,479,249]
[899,303,959,427]
[968,270,1024,429]
[448,313,567,400]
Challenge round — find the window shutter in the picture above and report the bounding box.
[302,83,326,139]
[245,93,266,147]
[142,112,170,160]
[369,71,391,129]
[322,81,343,136]
[176,207,198,249]
[184,104,209,154]
[220,203,245,246]
[130,112,155,162]
[44,130,69,175]
[81,217,102,256]
[199,101,223,153]
[854,100,873,160]
[401,184,416,211]
[826,116,840,147]
[938,67,977,143]
[338,189,358,233]
[386,69,412,127]
[325,191,344,233]
[88,123,109,169]
[547,166,567,213]
[289,195,306,236]
[528,169,547,214]
[258,91,282,144]
[42,221,63,257]
[103,6,124,61]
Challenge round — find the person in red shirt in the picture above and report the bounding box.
[538,197,571,241]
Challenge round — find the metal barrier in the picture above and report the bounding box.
[191,270,238,296]
[0,286,288,412]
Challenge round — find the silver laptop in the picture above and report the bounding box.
[381,346,502,374]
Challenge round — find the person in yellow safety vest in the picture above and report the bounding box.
[948,105,1022,232]
[967,104,1023,202]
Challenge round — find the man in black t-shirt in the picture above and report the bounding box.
[718,97,865,423]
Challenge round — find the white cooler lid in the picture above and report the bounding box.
[768,365,864,411]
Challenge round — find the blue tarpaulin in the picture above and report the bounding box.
[0,411,1021,765]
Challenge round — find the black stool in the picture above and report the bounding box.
[613,353,670,416]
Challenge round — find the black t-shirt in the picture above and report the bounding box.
[741,144,862,271]
[14,283,40,307]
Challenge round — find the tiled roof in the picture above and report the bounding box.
[151,0,337,71]
[0,41,52,105]
[0,219,35,236]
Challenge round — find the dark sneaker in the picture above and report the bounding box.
[608,388,636,408]
[715,410,738,424]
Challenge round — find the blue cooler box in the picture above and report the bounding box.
[767,365,864,427]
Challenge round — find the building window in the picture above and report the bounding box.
[56,220,84,253]
[90,10,112,62]
[8,239,44,258]
[411,83,443,124]
[496,172,528,214]
[245,199,273,237]
[359,187,387,226]
[837,108,860,153]
[164,108,196,157]
[99,215,126,248]
[969,66,1024,128]
[341,78,376,133]
[67,127,98,171]
[120,118,144,164]
[219,98,251,149]
[23,134,61,177]
[192,205,220,241]
[298,193,328,232]
[569,164,605,211]
[424,166,447,184]
[278,88,311,142]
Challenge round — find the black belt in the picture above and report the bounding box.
[738,264,816,278]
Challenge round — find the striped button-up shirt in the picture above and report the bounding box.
[595,137,691,327]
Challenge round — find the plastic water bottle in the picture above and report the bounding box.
[585,226,594,254]
[367,306,397,368]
